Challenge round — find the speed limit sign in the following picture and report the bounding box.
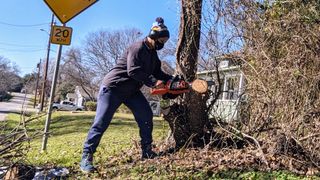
[50,25,73,45]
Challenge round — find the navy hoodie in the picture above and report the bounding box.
[102,39,172,96]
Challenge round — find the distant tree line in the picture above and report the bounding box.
[0,56,23,101]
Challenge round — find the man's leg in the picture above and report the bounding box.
[124,91,156,159]
[81,87,122,172]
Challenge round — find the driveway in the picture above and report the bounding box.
[0,92,35,121]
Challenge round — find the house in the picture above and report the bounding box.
[197,57,245,121]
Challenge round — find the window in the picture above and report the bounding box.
[206,74,241,101]
[63,101,72,105]
[218,79,225,99]
[225,76,239,100]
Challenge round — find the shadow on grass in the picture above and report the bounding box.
[45,114,165,137]
[47,115,95,136]
[4,112,166,138]
[0,110,22,115]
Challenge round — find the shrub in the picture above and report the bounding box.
[0,91,12,102]
[85,101,97,111]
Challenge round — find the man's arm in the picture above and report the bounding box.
[127,46,157,87]
[153,58,172,82]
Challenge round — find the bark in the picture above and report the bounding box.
[163,0,209,148]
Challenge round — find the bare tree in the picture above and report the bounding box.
[21,73,37,95]
[58,28,144,102]
[83,28,143,79]
[61,48,98,101]
[0,57,21,96]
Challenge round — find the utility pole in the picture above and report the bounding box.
[39,14,54,112]
[33,59,41,108]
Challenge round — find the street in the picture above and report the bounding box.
[0,92,34,121]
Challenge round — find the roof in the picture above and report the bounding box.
[197,65,241,75]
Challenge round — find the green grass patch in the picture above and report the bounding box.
[5,111,168,167]
[209,170,317,180]
[4,112,319,179]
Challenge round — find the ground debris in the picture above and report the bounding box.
[85,143,320,179]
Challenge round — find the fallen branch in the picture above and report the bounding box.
[299,133,320,142]
[229,125,269,167]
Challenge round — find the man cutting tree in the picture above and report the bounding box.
[80,16,208,173]
[80,17,177,173]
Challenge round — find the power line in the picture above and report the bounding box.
[0,47,57,53]
[0,47,47,52]
[0,21,49,27]
[0,41,43,48]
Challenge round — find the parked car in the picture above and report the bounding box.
[52,101,84,111]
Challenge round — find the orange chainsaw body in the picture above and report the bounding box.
[150,80,190,95]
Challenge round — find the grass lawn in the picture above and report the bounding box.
[5,111,169,167]
[4,112,319,179]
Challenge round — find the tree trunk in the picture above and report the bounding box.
[163,0,209,148]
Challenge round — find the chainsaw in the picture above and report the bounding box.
[150,75,208,96]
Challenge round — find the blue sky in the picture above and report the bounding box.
[0,0,180,76]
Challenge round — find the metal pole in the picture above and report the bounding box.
[39,14,54,112]
[41,43,63,151]
[33,59,41,108]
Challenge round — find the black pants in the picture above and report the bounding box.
[83,86,153,154]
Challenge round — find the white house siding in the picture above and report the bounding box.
[197,65,245,121]
[210,100,239,122]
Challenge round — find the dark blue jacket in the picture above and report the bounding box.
[102,39,172,96]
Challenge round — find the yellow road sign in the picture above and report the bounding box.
[50,26,73,45]
[44,0,98,24]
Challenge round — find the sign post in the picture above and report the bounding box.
[41,42,63,151]
[41,0,99,151]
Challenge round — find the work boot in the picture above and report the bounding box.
[141,145,158,159]
[80,153,95,173]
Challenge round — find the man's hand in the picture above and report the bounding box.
[153,80,166,89]
[150,80,169,95]
[150,76,208,96]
